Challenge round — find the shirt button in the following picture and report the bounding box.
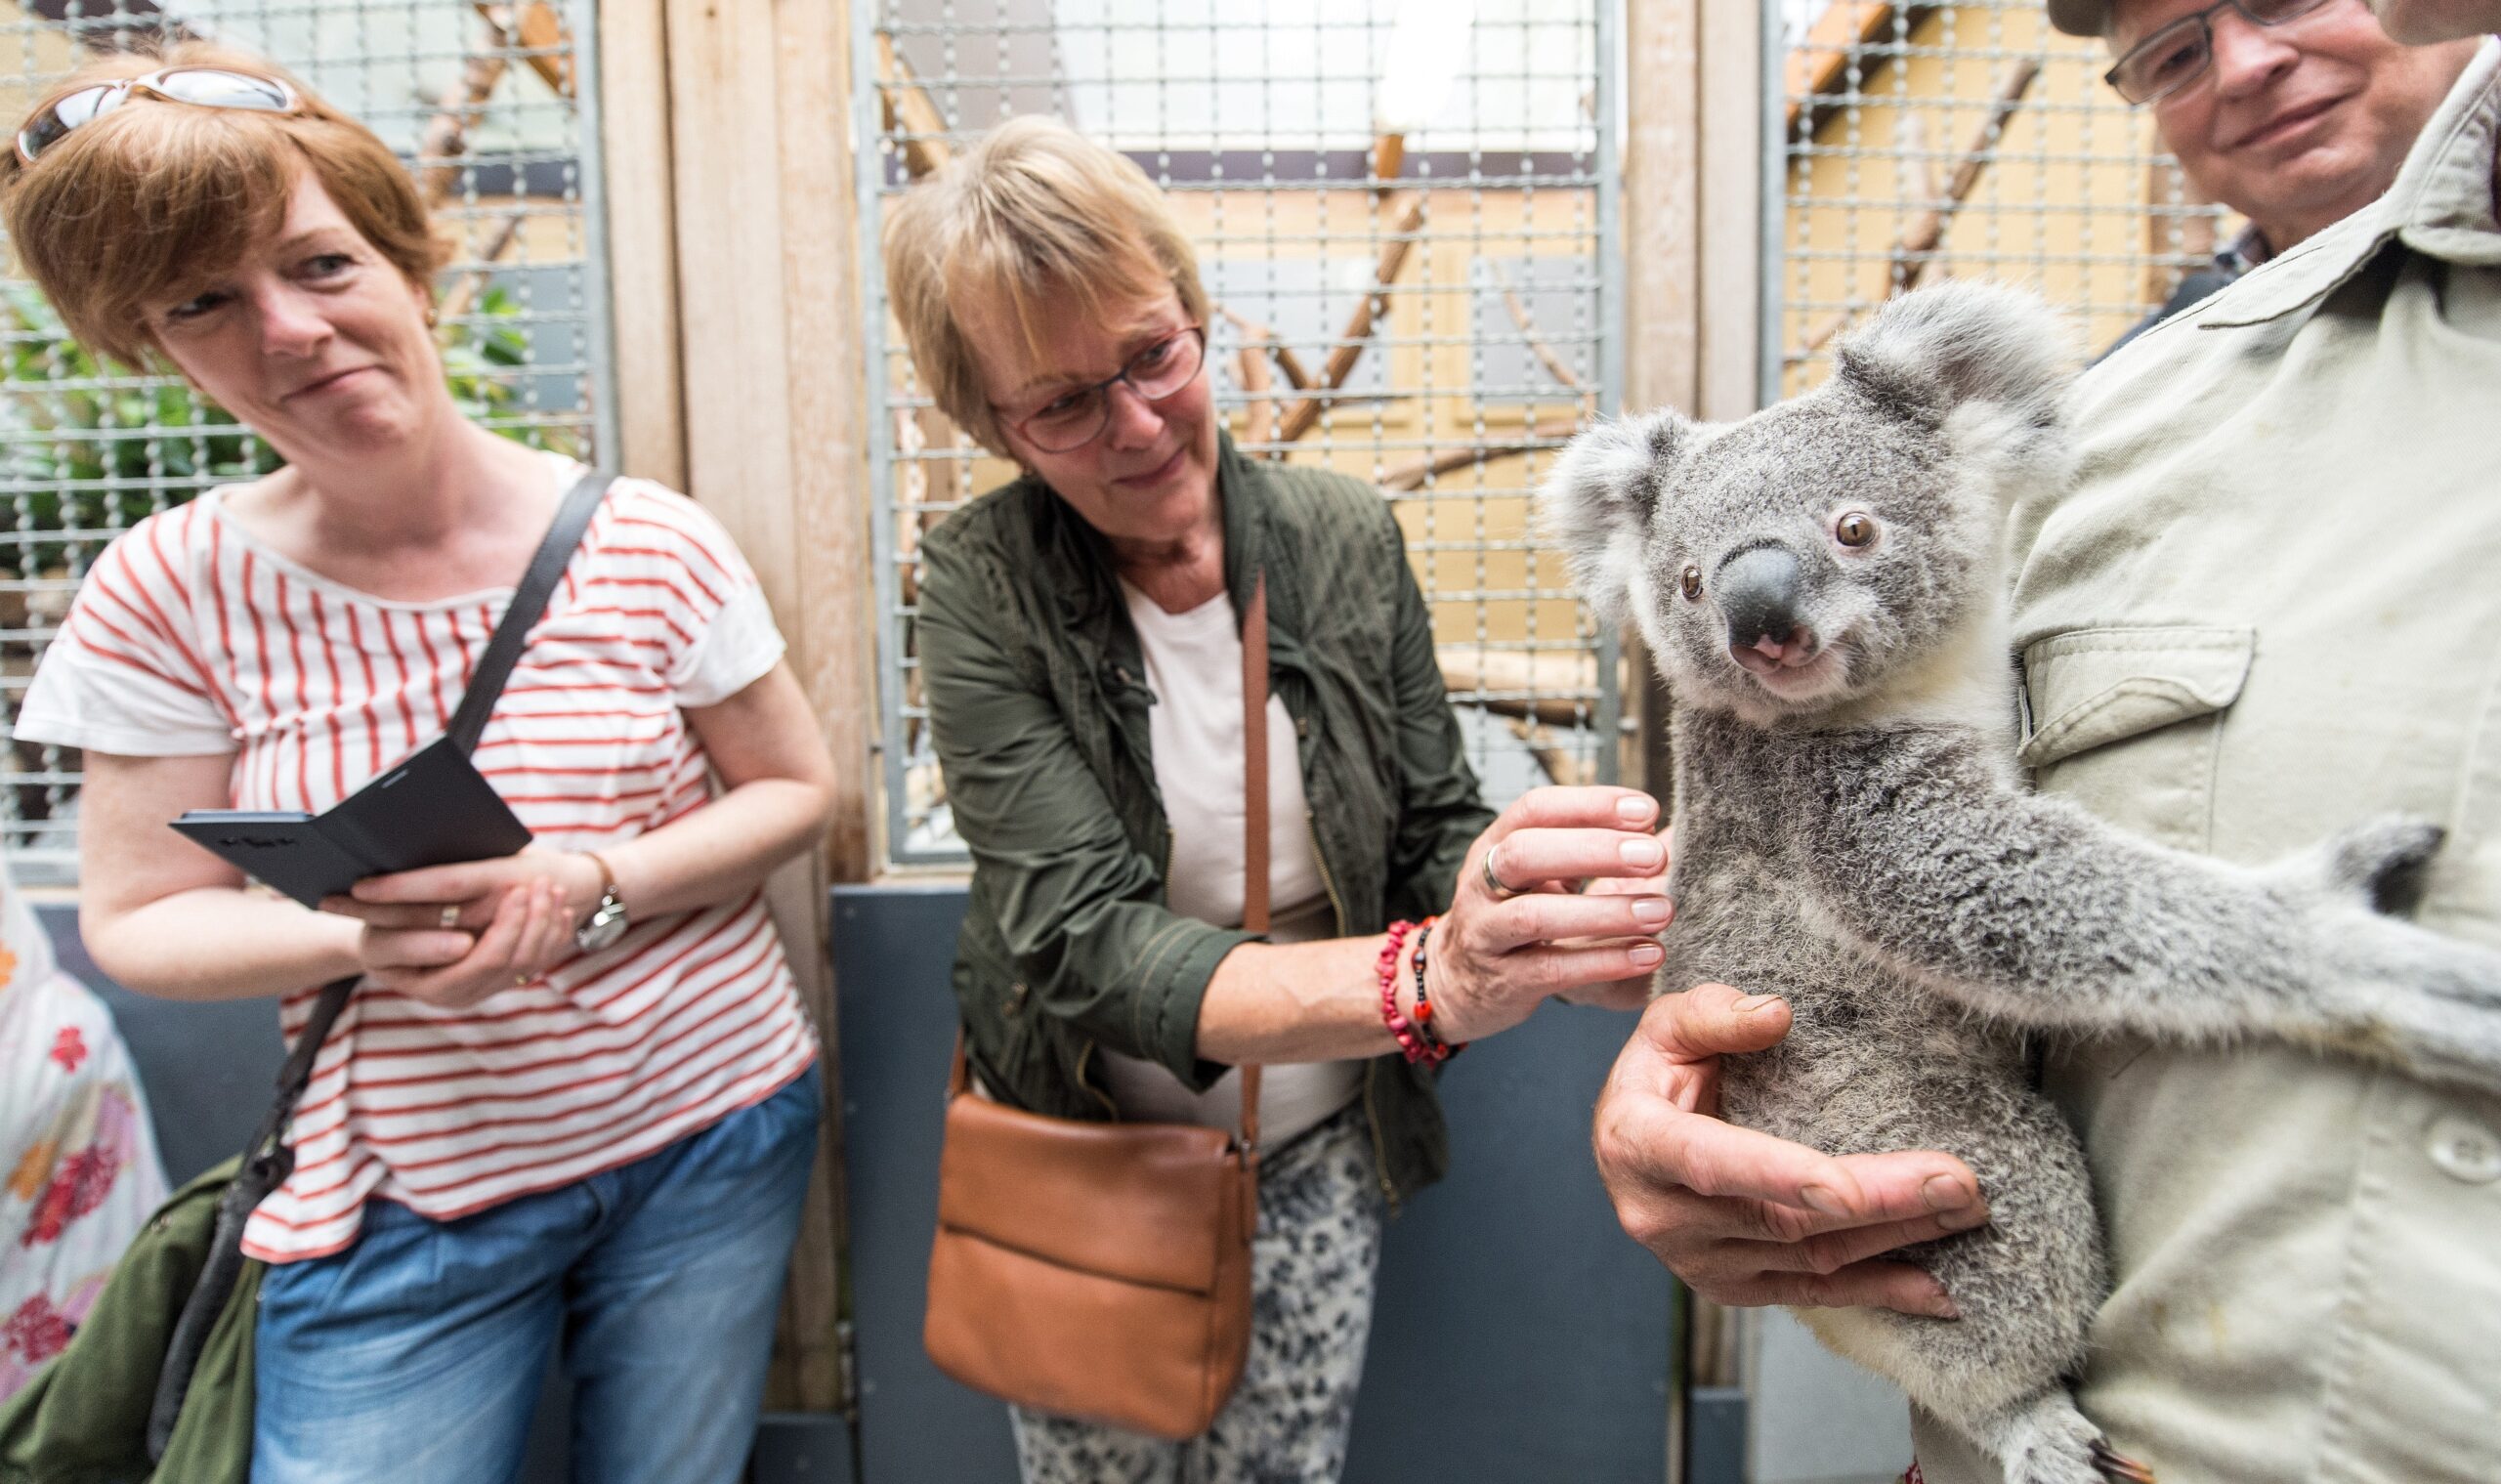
[2427,1115,2501,1185]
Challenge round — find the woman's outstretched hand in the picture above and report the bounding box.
[1591,984,1987,1316]
[1421,785,1675,1043]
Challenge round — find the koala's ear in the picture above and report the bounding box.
[1534,410,1683,626]
[1834,281,2074,431]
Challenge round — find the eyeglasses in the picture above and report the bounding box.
[997,326,1208,454]
[15,67,300,166]
[2105,0,2342,105]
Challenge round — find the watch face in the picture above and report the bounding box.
[576,898,628,952]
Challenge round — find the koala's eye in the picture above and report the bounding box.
[1679,565,1703,602]
[1834,511,1880,549]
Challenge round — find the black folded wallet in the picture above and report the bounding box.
[172,734,532,910]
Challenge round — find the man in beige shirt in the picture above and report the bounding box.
[1591,22,2501,1484]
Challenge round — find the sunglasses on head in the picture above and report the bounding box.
[15,67,300,166]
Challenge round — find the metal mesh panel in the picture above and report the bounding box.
[859,0,1620,866]
[1773,1,2234,398]
[0,0,613,880]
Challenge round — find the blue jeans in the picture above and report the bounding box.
[251,1068,821,1484]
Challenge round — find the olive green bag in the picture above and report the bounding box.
[0,1158,266,1484]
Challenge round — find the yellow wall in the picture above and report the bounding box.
[1779,3,2227,395]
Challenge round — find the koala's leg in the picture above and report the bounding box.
[1774,730,2501,1088]
[1935,1390,2155,1484]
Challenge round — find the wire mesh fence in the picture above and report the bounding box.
[1773,0,2236,397]
[859,0,1621,866]
[0,0,610,880]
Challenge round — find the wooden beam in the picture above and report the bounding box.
[1698,0,1762,424]
[1621,0,1700,814]
[598,0,686,488]
[659,0,860,1414]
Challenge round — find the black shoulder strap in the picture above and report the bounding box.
[445,469,610,755]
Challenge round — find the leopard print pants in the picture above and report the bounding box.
[1010,1101,1383,1484]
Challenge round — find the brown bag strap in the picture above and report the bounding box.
[1238,571,1267,1154]
[946,574,1271,1149]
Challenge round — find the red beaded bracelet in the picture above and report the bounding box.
[1377,918,1431,1063]
[1378,916,1462,1066]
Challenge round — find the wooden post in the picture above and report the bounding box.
[599,0,686,489]
[1621,0,1701,808]
[654,0,872,1414]
[1696,0,1761,426]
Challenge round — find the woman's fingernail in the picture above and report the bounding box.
[1923,1174,1975,1211]
[1616,795,1656,824]
[1632,897,1673,925]
[1801,1184,1846,1216]
[1734,994,1781,1013]
[1628,944,1664,966]
[1621,838,1664,867]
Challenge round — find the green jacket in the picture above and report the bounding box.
[0,1161,257,1484]
[916,434,1492,1205]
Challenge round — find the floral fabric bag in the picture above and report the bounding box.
[0,868,167,1403]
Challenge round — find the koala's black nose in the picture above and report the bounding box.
[1717,544,1807,656]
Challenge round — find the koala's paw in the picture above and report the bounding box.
[2317,815,2445,915]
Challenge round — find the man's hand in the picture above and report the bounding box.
[1592,983,1989,1316]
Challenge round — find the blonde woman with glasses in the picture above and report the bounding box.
[884,116,1674,1481]
[1,45,835,1483]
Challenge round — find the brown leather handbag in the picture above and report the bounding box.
[922,573,1273,1441]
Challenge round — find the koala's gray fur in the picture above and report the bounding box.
[1537,280,2501,1484]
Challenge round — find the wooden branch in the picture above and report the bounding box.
[436,209,528,323]
[1784,2,1899,129]
[419,21,513,204]
[1218,307,1312,390]
[876,32,954,181]
[1372,130,1406,197]
[1380,417,1582,492]
[1501,277,1594,404]
[1505,716,1590,787]
[1235,327,1278,447]
[1440,648,1604,726]
[475,2,572,97]
[1786,58,2039,364]
[1886,59,2040,288]
[1277,191,1427,443]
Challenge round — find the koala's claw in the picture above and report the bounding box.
[2090,1440,2157,1484]
[2322,815,2445,915]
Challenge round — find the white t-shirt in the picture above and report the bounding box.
[12,453,818,1262]
[1093,581,1364,1150]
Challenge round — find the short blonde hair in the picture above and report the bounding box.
[881,115,1211,454]
[1,43,452,368]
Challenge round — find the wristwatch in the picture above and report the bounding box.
[574,851,630,952]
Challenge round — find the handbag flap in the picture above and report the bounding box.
[937,1092,1241,1293]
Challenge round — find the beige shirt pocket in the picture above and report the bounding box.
[2019,626,2254,854]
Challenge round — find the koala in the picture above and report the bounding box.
[1536,281,2501,1484]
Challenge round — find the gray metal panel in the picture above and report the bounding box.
[833,881,1671,1483]
[1344,997,1672,1481]
[832,882,1024,1482]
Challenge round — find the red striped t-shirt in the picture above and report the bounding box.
[13,455,819,1262]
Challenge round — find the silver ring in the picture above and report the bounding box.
[439,905,462,930]
[1481,843,1521,900]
